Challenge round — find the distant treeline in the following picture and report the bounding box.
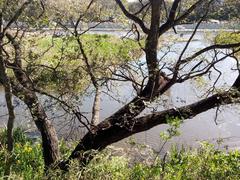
[128,0,240,22]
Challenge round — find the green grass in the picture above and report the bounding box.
[1,128,240,179]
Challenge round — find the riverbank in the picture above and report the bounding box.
[1,128,240,179]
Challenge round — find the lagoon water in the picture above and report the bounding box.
[0,30,240,152]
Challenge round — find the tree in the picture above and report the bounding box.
[0,0,139,169]
[0,0,59,168]
[58,0,240,169]
[0,0,240,171]
[182,0,240,22]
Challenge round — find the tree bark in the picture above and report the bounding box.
[0,41,15,153]
[4,80,15,153]
[91,87,101,127]
[5,32,60,167]
[12,82,59,167]
[0,51,14,180]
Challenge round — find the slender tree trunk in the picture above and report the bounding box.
[5,32,60,168]
[2,82,15,179]
[0,23,15,178]
[5,84,15,152]
[0,79,14,179]
[12,82,59,167]
[0,42,15,152]
[91,87,101,127]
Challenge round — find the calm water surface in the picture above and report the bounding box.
[0,31,240,152]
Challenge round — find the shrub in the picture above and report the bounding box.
[0,128,44,179]
[1,128,240,179]
[215,32,240,58]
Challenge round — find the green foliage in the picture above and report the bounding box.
[160,116,182,141]
[81,152,129,180]
[10,142,44,179]
[0,128,44,179]
[46,0,124,26]
[215,32,240,45]
[1,128,240,179]
[182,0,240,22]
[215,32,240,58]
[23,34,142,93]
[1,0,49,28]
[161,142,240,180]
[0,127,31,145]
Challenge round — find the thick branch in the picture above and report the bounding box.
[168,0,181,22]
[65,88,240,164]
[5,32,34,90]
[62,71,240,168]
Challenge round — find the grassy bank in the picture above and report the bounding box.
[0,128,240,179]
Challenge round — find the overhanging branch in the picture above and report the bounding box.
[66,87,240,164]
[181,42,240,64]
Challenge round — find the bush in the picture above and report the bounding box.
[215,32,240,58]
[0,127,31,145]
[1,128,240,179]
[0,128,44,179]
[23,34,143,92]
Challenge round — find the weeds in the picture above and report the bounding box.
[0,128,240,179]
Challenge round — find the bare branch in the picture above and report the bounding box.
[3,0,32,33]
[115,0,150,34]
[181,42,240,64]
[159,0,206,36]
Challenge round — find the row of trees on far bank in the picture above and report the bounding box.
[0,0,239,173]
[129,0,240,22]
